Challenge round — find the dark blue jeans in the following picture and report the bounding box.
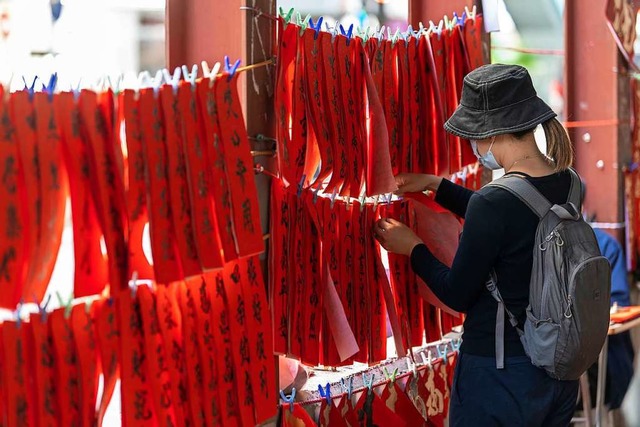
[450,353,579,427]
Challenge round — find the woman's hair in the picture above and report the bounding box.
[541,117,573,172]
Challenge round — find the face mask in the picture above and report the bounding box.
[470,138,502,170]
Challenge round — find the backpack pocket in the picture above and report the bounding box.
[524,307,560,369]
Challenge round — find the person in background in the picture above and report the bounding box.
[582,185,635,412]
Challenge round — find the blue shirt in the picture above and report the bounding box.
[593,228,631,307]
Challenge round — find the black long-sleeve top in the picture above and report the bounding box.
[411,171,571,357]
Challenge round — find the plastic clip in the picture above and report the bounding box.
[309,16,323,40]
[296,174,306,197]
[383,367,398,383]
[330,188,338,209]
[318,383,332,404]
[279,388,296,412]
[41,73,58,101]
[14,299,24,328]
[224,56,241,81]
[363,372,375,394]
[162,66,182,94]
[36,293,52,322]
[278,7,295,25]
[130,271,139,298]
[182,64,198,90]
[23,76,38,101]
[340,377,354,399]
[437,343,449,364]
[56,291,74,319]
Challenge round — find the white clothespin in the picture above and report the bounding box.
[182,64,198,89]
[162,66,182,94]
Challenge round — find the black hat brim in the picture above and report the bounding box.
[443,95,557,140]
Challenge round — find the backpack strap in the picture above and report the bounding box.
[485,272,523,369]
[567,168,582,211]
[487,175,552,219]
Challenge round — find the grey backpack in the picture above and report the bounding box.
[486,169,611,380]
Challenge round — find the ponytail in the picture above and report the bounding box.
[542,117,573,172]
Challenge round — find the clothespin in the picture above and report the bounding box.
[437,343,449,364]
[359,193,366,212]
[296,174,306,197]
[130,271,139,298]
[372,194,380,211]
[151,70,164,96]
[202,61,222,88]
[312,186,321,204]
[340,377,354,400]
[14,299,24,328]
[357,26,370,42]
[452,338,462,351]
[330,188,338,209]
[362,373,375,394]
[279,388,296,412]
[22,76,38,101]
[224,56,241,81]
[309,16,323,40]
[35,294,52,322]
[106,75,123,95]
[339,23,354,45]
[375,25,386,41]
[383,367,398,383]
[41,73,58,101]
[278,7,295,25]
[182,64,198,91]
[162,66,182,94]
[56,291,74,319]
[296,12,311,34]
[407,358,418,378]
[85,299,93,315]
[318,383,332,404]
[465,5,476,20]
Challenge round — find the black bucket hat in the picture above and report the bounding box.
[444,64,557,140]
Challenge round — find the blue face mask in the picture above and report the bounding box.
[470,138,502,170]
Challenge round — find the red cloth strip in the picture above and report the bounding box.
[29,314,58,426]
[71,304,100,427]
[395,40,413,173]
[464,16,485,70]
[2,322,37,427]
[92,299,120,427]
[214,73,264,258]
[366,204,388,363]
[301,194,322,366]
[336,35,357,197]
[352,201,370,363]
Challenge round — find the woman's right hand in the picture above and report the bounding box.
[394,173,442,195]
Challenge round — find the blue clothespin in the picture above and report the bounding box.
[56,291,74,319]
[14,299,24,328]
[182,64,198,90]
[35,294,52,323]
[362,373,375,394]
[162,66,182,94]
[340,377,354,399]
[22,76,38,101]
[383,367,399,383]
[41,73,58,101]
[318,383,331,404]
[71,78,82,101]
[339,23,354,45]
[309,16,323,40]
[224,56,241,81]
[279,388,296,412]
[296,174,306,197]
[437,343,449,364]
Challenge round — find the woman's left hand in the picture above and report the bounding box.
[374,218,423,256]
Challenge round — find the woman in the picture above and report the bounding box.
[374,64,579,426]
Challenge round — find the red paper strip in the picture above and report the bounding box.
[427,33,449,176]
[337,202,356,359]
[190,276,226,426]
[57,92,109,297]
[195,79,236,264]
[352,201,369,363]
[301,196,321,366]
[366,205,387,363]
[349,38,368,196]
[122,90,154,281]
[71,304,99,427]
[290,194,306,358]
[10,91,40,306]
[318,399,348,427]
[92,298,120,427]
[160,86,202,277]
[214,74,264,258]
[302,28,334,183]
[118,289,157,426]
[281,403,316,426]
[29,314,58,427]
[321,197,340,365]
[222,262,257,427]
[408,204,425,346]
[274,19,300,188]
[2,322,36,427]
[353,389,407,427]
[423,363,446,426]
[463,16,485,71]
[240,256,277,423]
[335,35,357,197]
[269,180,291,355]
[78,90,129,291]
[320,31,347,194]
[138,88,184,283]
[382,40,400,175]
[49,309,81,427]
[380,381,427,426]
[178,279,207,426]
[290,26,313,190]
[395,40,413,173]
[138,285,178,426]
[408,37,429,174]
[155,283,190,427]
[0,94,28,308]
[179,82,226,270]
[206,271,242,424]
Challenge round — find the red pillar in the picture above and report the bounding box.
[565,0,631,241]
